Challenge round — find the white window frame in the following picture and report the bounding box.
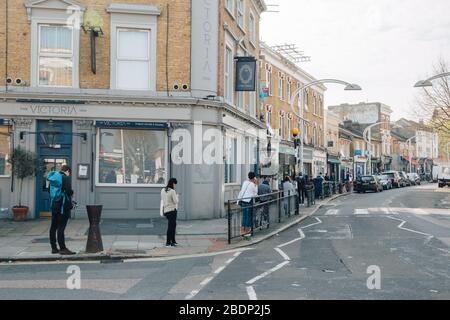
[287,118,292,142]
[249,12,256,46]
[279,116,285,140]
[224,134,240,185]
[225,0,235,17]
[109,5,160,91]
[266,109,272,127]
[266,68,272,96]
[249,91,256,118]
[224,44,234,104]
[287,80,292,104]
[0,127,11,178]
[237,0,245,30]
[278,74,284,101]
[95,128,169,188]
[115,28,151,91]
[304,90,309,112]
[31,20,80,88]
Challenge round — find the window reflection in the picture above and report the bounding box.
[98,129,167,185]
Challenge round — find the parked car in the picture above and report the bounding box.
[400,172,412,187]
[355,175,383,193]
[438,166,450,188]
[383,171,404,188]
[407,173,421,186]
[377,175,393,190]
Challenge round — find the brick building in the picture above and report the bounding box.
[259,42,326,184]
[0,0,267,220]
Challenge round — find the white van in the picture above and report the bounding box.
[437,166,450,188]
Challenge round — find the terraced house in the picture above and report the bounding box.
[0,0,267,220]
[259,42,327,184]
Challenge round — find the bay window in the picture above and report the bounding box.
[98,129,167,186]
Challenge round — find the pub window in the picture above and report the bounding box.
[38,25,74,87]
[0,127,11,176]
[224,136,237,184]
[98,128,167,186]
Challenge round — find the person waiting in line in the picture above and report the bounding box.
[257,178,272,228]
[282,176,295,217]
[48,165,75,255]
[296,173,306,205]
[237,172,258,236]
[161,178,179,247]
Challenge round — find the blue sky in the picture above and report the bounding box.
[260,0,450,120]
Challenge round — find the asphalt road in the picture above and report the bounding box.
[0,184,449,300]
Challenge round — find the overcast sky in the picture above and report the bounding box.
[260,0,450,121]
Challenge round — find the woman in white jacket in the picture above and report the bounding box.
[161,178,179,247]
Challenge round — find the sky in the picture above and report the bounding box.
[260,0,450,121]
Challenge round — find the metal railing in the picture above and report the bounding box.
[227,191,299,244]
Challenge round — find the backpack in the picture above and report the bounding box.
[47,171,66,214]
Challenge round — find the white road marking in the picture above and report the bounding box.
[387,216,434,240]
[277,229,306,248]
[301,217,323,229]
[274,248,291,261]
[355,209,369,215]
[185,251,243,300]
[200,277,214,286]
[246,286,258,300]
[325,209,339,215]
[246,261,290,285]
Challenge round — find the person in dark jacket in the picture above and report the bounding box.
[49,165,75,255]
[296,173,306,205]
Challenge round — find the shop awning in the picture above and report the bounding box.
[328,157,341,164]
[403,156,418,165]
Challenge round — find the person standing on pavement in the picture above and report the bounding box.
[257,178,272,227]
[282,176,295,217]
[161,178,179,247]
[49,165,75,255]
[296,173,306,205]
[238,172,258,236]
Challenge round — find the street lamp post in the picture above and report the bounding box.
[362,122,392,175]
[406,135,417,174]
[414,72,450,88]
[289,79,362,177]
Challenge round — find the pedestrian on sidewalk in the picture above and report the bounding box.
[48,165,75,255]
[282,176,295,217]
[161,178,179,247]
[257,178,272,228]
[296,173,306,205]
[237,172,258,236]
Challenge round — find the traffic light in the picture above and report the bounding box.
[292,128,300,148]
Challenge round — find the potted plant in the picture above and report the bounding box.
[8,147,38,221]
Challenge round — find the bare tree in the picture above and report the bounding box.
[414,59,450,135]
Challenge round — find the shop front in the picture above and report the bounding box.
[301,147,313,178]
[354,155,368,178]
[0,97,261,220]
[327,154,341,181]
[279,144,296,180]
[313,149,327,178]
[340,158,354,181]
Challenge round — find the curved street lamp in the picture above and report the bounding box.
[406,135,418,174]
[289,79,362,175]
[414,72,450,88]
[362,122,394,175]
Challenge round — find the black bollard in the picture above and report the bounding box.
[86,205,104,253]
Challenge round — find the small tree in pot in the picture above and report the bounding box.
[8,147,38,221]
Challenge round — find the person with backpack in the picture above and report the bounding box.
[48,165,75,255]
[160,178,179,247]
